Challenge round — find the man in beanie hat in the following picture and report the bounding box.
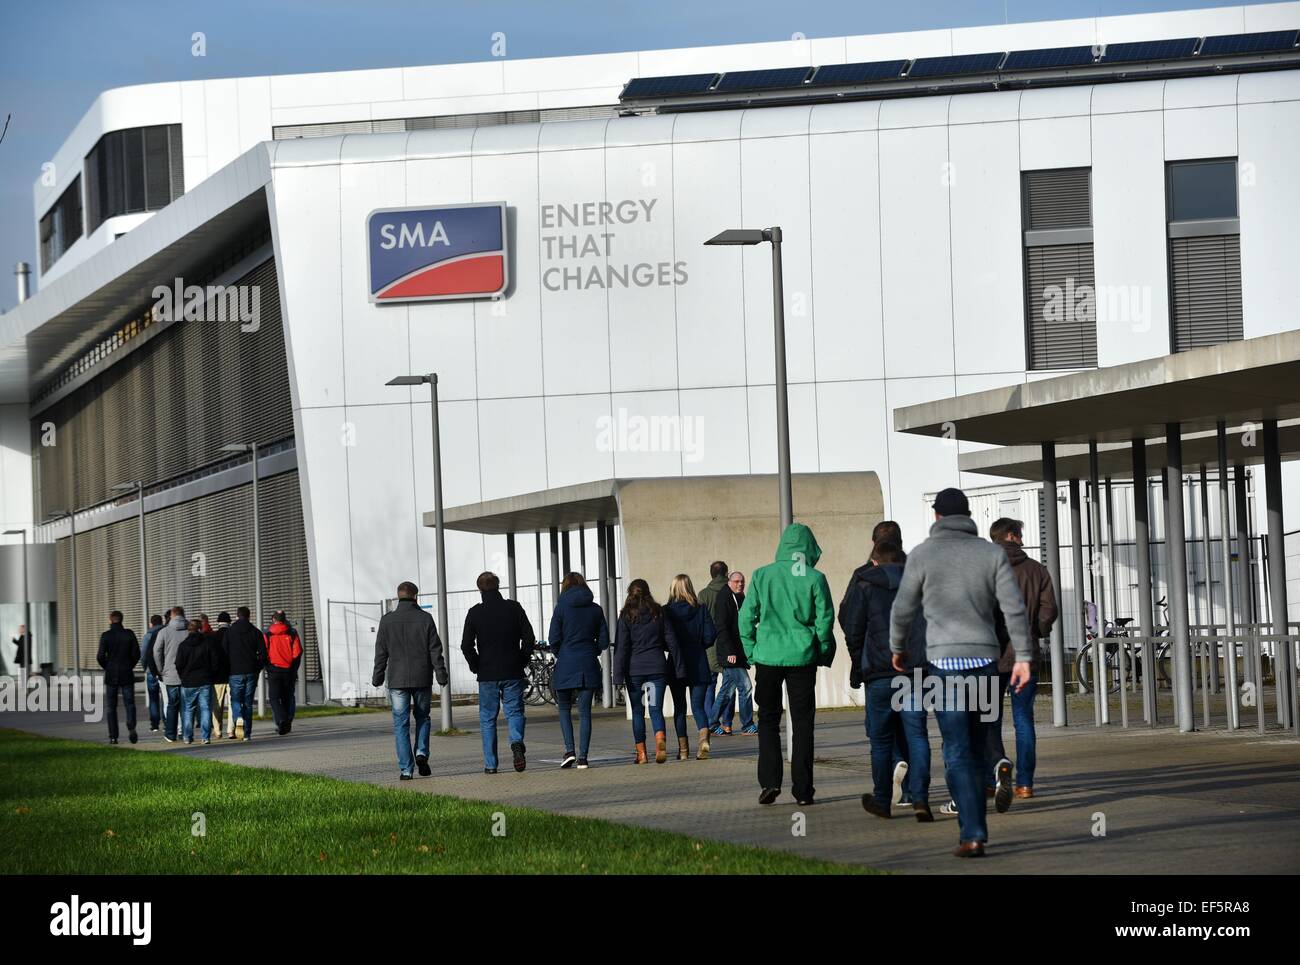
[888,487,1033,858]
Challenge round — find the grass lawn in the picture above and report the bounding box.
[252,704,384,721]
[0,730,876,875]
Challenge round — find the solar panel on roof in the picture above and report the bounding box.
[1002,45,1098,71]
[1100,38,1198,63]
[1198,29,1300,57]
[713,66,813,92]
[621,73,718,99]
[906,52,1005,79]
[807,60,909,86]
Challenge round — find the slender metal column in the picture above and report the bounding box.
[770,228,792,530]
[1042,444,1068,728]
[1263,420,1293,731]
[1132,439,1156,726]
[1105,474,1127,727]
[534,532,545,634]
[597,521,612,709]
[1165,424,1194,733]
[562,529,571,575]
[604,522,618,707]
[1200,464,1218,697]
[1088,442,1108,725]
[1069,479,1087,704]
[506,533,517,600]
[1217,424,1238,729]
[549,527,560,611]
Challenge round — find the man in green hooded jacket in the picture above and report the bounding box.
[739,522,836,806]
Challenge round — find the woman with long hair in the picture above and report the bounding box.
[613,578,680,764]
[663,574,718,760]
[547,571,610,769]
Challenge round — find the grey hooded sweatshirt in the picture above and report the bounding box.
[888,515,1032,665]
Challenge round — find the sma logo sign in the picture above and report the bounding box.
[367,202,508,303]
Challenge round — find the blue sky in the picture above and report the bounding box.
[0,0,1281,311]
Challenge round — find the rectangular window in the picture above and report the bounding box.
[83,124,184,234]
[38,176,83,272]
[1022,168,1097,370]
[1166,159,1242,352]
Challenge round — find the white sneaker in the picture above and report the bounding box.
[939,799,959,816]
[891,761,909,810]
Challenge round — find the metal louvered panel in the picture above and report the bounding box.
[144,125,171,209]
[33,258,292,517]
[1024,168,1091,230]
[1170,234,1243,353]
[167,124,185,199]
[1025,243,1098,370]
[54,471,319,679]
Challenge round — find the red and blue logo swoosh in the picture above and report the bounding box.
[367,203,508,303]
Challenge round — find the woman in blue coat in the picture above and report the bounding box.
[663,574,717,761]
[547,572,610,769]
[613,579,680,764]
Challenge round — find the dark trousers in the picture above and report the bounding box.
[164,684,183,739]
[105,682,137,740]
[145,671,162,729]
[754,663,817,800]
[267,672,296,730]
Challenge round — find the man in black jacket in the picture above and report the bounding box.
[208,613,234,738]
[140,614,165,732]
[373,581,448,780]
[223,606,266,741]
[708,569,755,736]
[97,611,141,745]
[462,572,536,773]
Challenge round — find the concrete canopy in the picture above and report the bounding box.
[893,331,1300,447]
[431,479,621,535]
[960,419,1300,481]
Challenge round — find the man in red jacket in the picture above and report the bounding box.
[265,611,303,735]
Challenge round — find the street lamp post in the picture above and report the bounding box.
[41,512,77,673]
[110,482,148,635]
[387,373,453,732]
[705,227,792,529]
[4,529,30,683]
[221,443,265,716]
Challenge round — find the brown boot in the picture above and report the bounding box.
[654,731,667,764]
[634,742,647,764]
[697,727,711,760]
[677,735,690,761]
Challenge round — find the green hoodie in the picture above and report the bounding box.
[738,523,836,668]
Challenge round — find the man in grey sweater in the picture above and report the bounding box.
[152,607,190,743]
[889,488,1033,858]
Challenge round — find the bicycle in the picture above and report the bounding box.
[524,645,555,705]
[1075,597,1173,694]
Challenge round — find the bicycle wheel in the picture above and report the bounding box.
[1077,643,1120,695]
[1155,637,1173,689]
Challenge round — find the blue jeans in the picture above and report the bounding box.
[930,663,996,844]
[145,671,162,729]
[627,675,667,745]
[667,679,711,739]
[865,676,931,805]
[181,686,212,742]
[479,679,526,770]
[556,687,596,757]
[389,687,432,776]
[985,670,1039,789]
[164,684,183,740]
[104,682,137,740]
[228,673,258,737]
[710,666,753,729]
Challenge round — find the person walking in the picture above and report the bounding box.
[548,572,610,769]
[663,574,717,760]
[843,541,932,821]
[462,571,535,774]
[208,612,234,739]
[373,582,447,780]
[739,523,836,806]
[888,488,1032,858]
[153,607,189,743]
[140,614,165,733]
[224,606,266,741]
[613,579,678,764]
[698,562,742,735]
[96,611,141,745]
[176,619,217,744]
[708,570,755,736]
[986,517,1058,801]
[264,611,303,735]
[11,624,31,675]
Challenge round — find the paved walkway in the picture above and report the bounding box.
[5,692,1299,873]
